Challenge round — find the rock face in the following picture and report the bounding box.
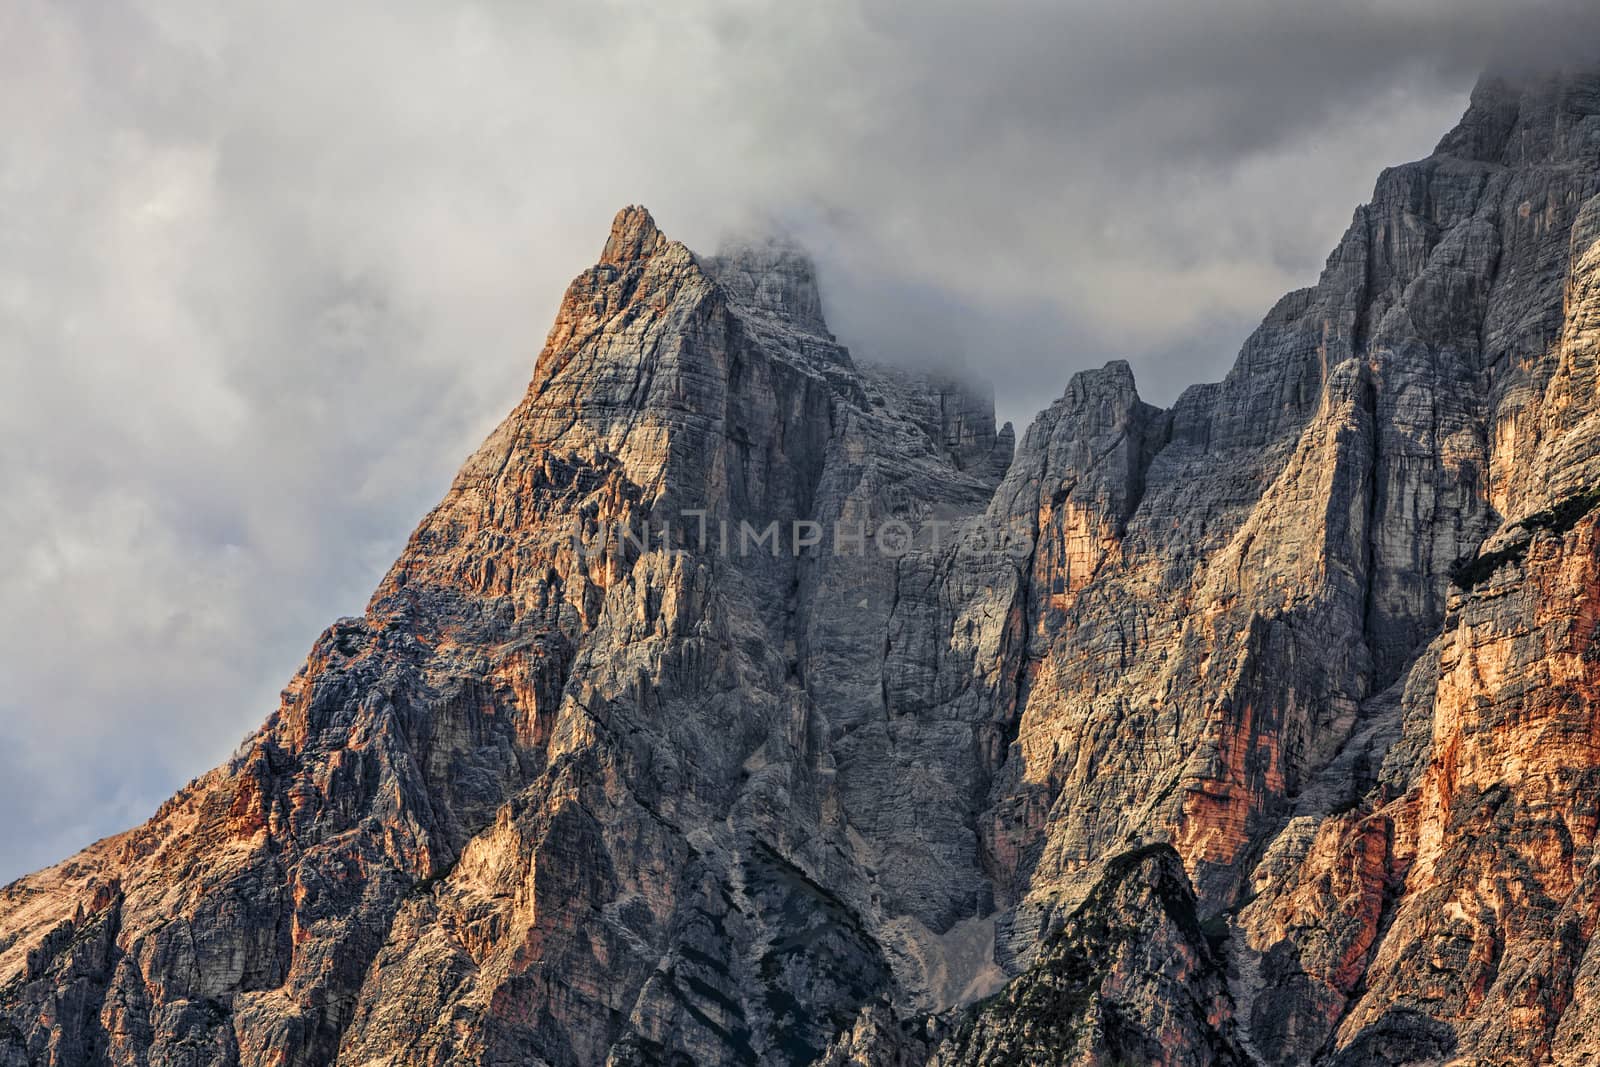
[6,70,1600,1066]
[930,846,1247,1067]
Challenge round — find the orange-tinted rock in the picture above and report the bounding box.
[7,70,1600,1067]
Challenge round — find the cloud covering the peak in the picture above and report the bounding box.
[2,0,1599,879]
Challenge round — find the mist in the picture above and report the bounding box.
[3,0,1599,880]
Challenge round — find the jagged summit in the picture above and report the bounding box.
[598,203,667,265]
[11,70,1600,1067]
[704,230,832,338]
[0,196,1022,1066]
[1433,69,1600,165]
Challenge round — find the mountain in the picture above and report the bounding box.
[5,69,1600,1066]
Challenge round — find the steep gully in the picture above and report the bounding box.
[4,70,1600,1066]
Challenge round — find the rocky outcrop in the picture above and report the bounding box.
[6,69,1600,1067]
[930,845,1246,1067]
[0,202,1020,1067]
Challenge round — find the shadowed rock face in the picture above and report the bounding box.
[929,846,1247,1067]
[6,70,1600,1067]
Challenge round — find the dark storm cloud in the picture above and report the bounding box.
[2,0,1598,880]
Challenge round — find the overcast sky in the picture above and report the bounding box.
[4,0,1600,883]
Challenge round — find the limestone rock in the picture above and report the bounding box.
[7,68,1600,1067]
[929,845,1247,1067]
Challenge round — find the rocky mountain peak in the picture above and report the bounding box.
[12,69,1600,1067]
[1433,69,1600,165]
[704,231,833,338]
[599,203,667,265]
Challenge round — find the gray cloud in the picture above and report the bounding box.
[2,0,1597,881]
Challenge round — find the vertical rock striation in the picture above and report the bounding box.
[5,69,1600,1067]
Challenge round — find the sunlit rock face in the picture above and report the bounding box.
[6,69,1600,1067]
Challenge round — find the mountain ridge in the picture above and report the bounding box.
[6,68,1600,1065]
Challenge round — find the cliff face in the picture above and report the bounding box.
[5,71,1600,1067]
